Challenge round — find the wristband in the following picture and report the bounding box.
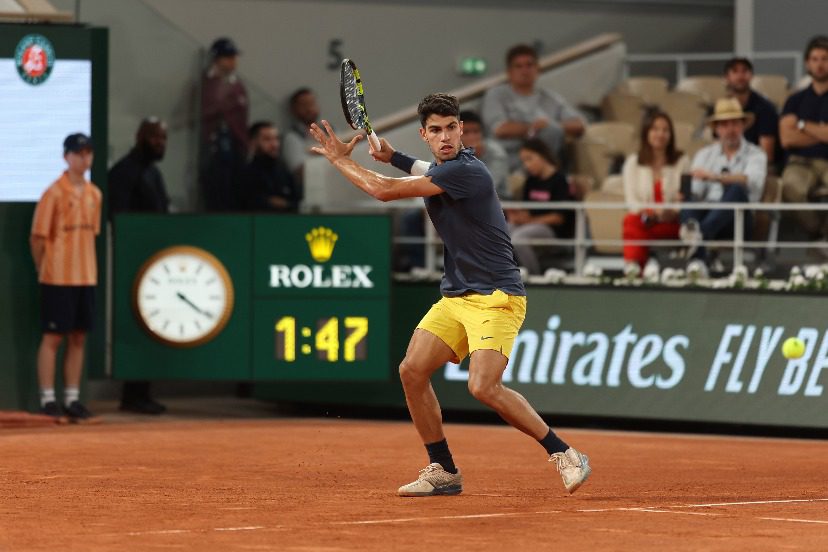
[390,151,417,174]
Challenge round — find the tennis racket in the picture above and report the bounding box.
[340,58,381,152]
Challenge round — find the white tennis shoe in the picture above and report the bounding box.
[398,463,463,497]
[549,447,591,494]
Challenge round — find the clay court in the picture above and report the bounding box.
[1,404,827,552]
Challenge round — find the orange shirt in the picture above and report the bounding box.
[31,172,102,286]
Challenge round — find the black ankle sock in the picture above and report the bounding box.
[425,438,457,474]
[539,428,569,455]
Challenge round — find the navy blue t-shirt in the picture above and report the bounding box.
[743,90,779,146]
[782,85,828,159]
[424,148,525,297]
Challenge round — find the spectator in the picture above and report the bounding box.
[681,98,767,275]
[622,111,690,272]
[200,37,248,211]
[779,35,828,241]
[482,43,585,172]
[239,121,302,212]
[459,110,510,198]
[282,87,322,182]
[108,117,170,415]
[30,133,102,424]
[724,57,781,170]
[506,138,574,274]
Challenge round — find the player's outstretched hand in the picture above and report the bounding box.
[310,120,363,163]
[370,137,395,164]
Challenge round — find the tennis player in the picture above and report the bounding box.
[309,93,590,496]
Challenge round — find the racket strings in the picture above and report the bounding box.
[342,67,368,128]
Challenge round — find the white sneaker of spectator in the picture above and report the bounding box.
[686,258,709,280]
[643,258,661,283]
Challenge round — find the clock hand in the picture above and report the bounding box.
[176,291,214,319]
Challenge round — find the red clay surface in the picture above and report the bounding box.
[1,414,827,551]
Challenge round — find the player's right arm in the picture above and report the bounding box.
[310,120,442,201]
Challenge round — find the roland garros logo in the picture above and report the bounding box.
[15,34,55,85]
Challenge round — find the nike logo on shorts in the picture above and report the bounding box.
[481,336,493,340]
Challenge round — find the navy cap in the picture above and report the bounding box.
[209,37,240,59]
[63,133,93,154]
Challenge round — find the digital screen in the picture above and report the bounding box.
[0,58,91,202]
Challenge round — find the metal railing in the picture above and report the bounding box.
[379,200,828,277]
[624,50,803,84]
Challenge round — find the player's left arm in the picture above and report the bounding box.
[310,120,442,201]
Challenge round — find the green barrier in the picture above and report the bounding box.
[257,284,828,429]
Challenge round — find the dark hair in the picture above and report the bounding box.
[724,57,753,74]
[637,110,682,166]
[459,110,482,127]
[248,120,274,140]
[805,35,828,60]
[417,93,459,127]
[506,44,538,67]
[289,87,313,107]
[519,137,558,167]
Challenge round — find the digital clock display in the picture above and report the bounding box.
[252,298,389,381]
[275,316,368,362]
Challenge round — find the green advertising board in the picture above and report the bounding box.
[113,214,391,382]
[256,284,828,430]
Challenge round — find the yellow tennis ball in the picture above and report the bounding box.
[782,337,805,359]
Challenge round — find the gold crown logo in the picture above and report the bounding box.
[305,226,338,262]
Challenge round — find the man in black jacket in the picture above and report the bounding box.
[108,117,169,415]
[240,121,302,212]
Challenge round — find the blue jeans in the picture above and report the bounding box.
[680,184,752,261]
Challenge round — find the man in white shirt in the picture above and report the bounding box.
[681,98,767,271]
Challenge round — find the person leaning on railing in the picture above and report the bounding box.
[621,110,690,273]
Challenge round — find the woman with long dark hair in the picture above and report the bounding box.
[622,111,690,270]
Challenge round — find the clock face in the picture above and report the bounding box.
[133,246,234,347]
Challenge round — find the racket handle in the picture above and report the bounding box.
[367,131,381,152]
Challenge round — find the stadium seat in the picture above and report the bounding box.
[574,122,637,185]
[600,91,646,130]
[617,76,669,106]
[751,74,790,110]
[660,90,708,129]
[675,75,727,106]
[672,121,696,152]
[584,181,627,255]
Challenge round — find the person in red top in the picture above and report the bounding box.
[621,111,690,271]
[30,133,102,424]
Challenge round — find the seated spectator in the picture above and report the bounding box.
[239,121,301,212]
[681,98,767,275]
[622,111,690,271]
[482,43,585,173]
[724,57,781,171]
[506,138,574,274]
[459,110,510,198]
[779,35,828,242]
[282,87,322,182]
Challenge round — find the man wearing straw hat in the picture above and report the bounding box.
[680,98,767,275]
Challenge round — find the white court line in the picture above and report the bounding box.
[759,517,828,525]
[214,526,266,532]
[332,510,562,526]
[670,498,828,509]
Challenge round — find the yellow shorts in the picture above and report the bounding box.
[416,289,527,364]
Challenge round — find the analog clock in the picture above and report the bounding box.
[133,245,234,347]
